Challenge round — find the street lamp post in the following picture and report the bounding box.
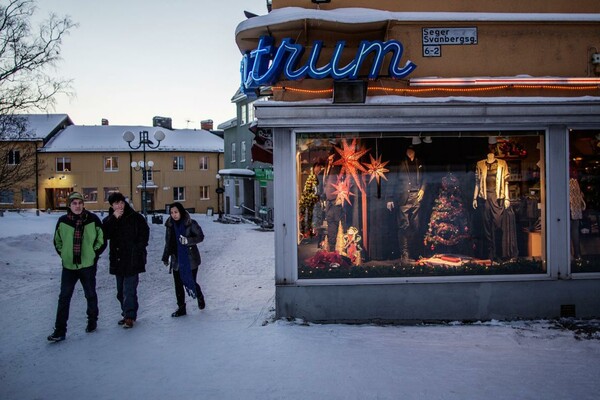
[123,130,165,218]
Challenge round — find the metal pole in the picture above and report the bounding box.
[142,131,147,219]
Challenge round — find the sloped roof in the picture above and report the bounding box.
[39,125,224,153]
[1,114,72,141]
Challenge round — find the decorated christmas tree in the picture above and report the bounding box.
[424,172,471,252]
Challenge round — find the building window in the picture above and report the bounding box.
[144,169,153,182]
[56,157,71,172]
[231,143,236,163]
[199,156,209,170]
[83,188,98,202]
[0,190,14,205]
[104,156,119,172]
[173,187,185,201]
[200,185,210,200]
[569,130,600,273]
[248,102,256,122]
[103,187,119,202]
[296,131,547,279]
[7,150,20,165]
[21,188,35,204]
[173,156,185,171]
[241,141,246,162]
[240,104,247,126]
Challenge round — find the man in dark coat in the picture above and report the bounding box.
[386,145,427,262]
[102,192,149,329]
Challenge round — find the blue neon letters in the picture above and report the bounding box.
[241,36,417,93]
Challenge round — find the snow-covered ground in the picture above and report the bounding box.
[0,210,599,400]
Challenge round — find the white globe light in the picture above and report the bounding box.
[131,161,138,168]
[123,131,135,142]
[154,130,165,141]
[139,161,145,168]
[147,160,154,168]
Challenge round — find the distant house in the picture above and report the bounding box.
[36,124,224,213]
[218,89,273,218]
[0,114,73,209]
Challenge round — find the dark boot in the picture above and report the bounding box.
[197,286,205,310]
[171,306,187,317]
[47,329,66,342]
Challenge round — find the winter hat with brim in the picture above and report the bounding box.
[68,192,84,205]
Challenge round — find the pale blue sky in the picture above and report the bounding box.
[36,0,268,129]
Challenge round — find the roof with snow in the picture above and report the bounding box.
[1,114,72,141]
[39,125,224,153]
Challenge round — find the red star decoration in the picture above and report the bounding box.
[331,178,354,206]
[364,154,389,184]
[332,138,369,191]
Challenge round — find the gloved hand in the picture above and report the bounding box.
[179,235,188,245]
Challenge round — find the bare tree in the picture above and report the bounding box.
[0,0,75,192]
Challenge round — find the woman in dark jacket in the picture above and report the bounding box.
[162,202,206,317]
[102,192,149,328]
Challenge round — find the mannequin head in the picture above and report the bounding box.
[406,146,416,160]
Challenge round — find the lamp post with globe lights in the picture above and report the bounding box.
[123,130,165,218]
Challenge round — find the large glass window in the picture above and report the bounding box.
[296,131,546,279]
[569,130,600,273]
[173,156,185,171]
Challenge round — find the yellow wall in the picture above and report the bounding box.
[37,151,222,214]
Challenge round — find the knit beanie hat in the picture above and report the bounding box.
[68,192,84,205]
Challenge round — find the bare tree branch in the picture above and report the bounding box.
[0,0,75,190]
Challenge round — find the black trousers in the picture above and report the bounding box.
[54,265,98,334]
[173,268,203,308]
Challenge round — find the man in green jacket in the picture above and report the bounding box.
[47,192,106,342]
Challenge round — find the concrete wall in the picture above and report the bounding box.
[276,279,600,323]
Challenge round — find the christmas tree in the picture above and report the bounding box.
[424,172,471,252]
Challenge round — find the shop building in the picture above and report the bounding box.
[236,1,600,322]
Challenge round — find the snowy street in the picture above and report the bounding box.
[0,211,599,400]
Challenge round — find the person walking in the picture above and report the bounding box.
[48,192,106,342]
[161,202,206,317]
[102,192,149,329]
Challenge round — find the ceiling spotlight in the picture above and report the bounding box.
[412,137,421,145]
[488,136,498,144]
[423,136,432,144]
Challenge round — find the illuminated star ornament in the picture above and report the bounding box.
[331,178,354,206]
[333,138,369,187]
[364,154,389,184]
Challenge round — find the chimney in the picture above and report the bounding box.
[201,119,213,130]
[153,116,172,130]
[101,118,109,126]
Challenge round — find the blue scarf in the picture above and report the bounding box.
[174,220,197,298]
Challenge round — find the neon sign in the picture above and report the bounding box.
[241,36,417,94]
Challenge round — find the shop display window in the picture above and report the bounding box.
[569,130,600,273]
[296,131,546,279]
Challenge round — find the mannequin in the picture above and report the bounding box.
[386,145,426,262]
[569,166,586,259]
[473,151,517,260]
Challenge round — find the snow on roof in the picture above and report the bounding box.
[218,168,255,177]
[40,125,224,153]
[2,114,71,141]
[236,7,600,39]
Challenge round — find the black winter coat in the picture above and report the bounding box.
[161,214,204,271]
[102,203,149,276]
